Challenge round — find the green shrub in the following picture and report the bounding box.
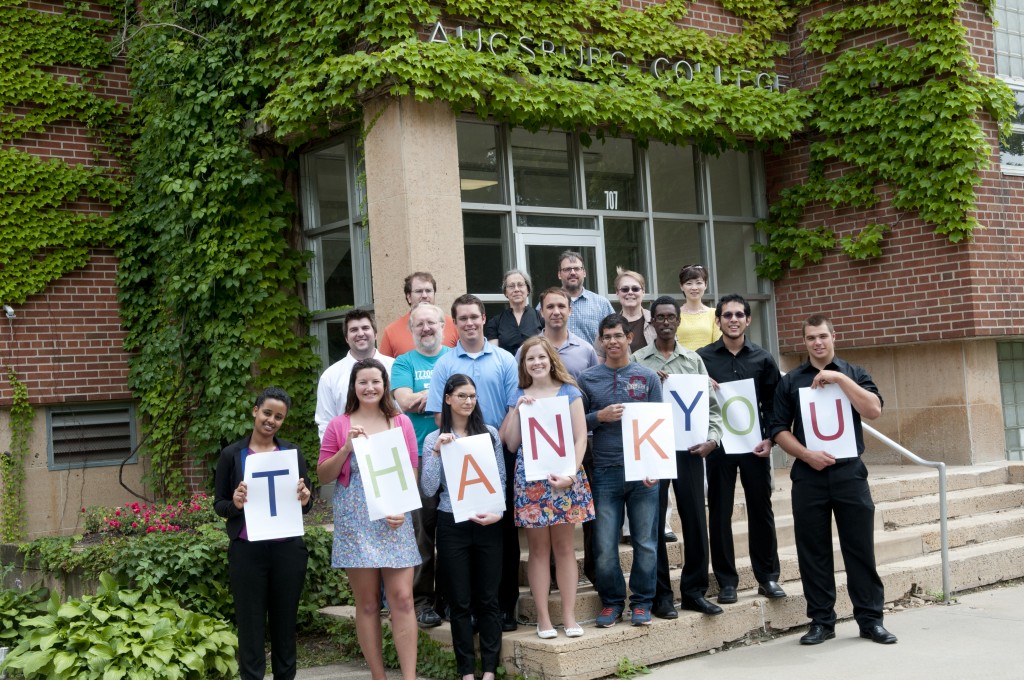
[0,582,49,647]
[18,524,351,630]
[0,573,237,679]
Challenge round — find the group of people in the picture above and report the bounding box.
[214,251,897,680]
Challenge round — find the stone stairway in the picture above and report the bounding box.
[323,461,1024,679]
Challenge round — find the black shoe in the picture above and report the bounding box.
[716,586,738,604]
[663,531,678,543]
[679,596,723,616]
[859,624,898,644]
[652,601,678,619]
[416,608,442,628]
[501,610,518,632]
[800,624,835,645]
[757,581,787,599]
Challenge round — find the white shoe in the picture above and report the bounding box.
[563,625,584,638]
[536,625,558,639]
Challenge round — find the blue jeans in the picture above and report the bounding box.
[591,465,659,610]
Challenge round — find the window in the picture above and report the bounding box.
[995,1,1024,173]
[301,136,372,366]
[996,0,1024,80]
[47,403,136,470]
[1001,87,1024,175]
[455,120,774,348]
[998,341,1024,461]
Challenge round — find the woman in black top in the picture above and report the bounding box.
[485,269,542,356]
[214,386,313,680]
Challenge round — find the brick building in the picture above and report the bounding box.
[3,1,1022,537]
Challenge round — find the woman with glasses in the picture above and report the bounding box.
[613,267,657,353]
[677,263,722,351]
[421,374,506,680]
[501,336,594,639]
[486,269,542,356]
[318,358,420,680]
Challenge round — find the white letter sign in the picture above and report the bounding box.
[441,433,506,523]
[519,396,576,481]
[798,383,858,459]
[714,379,763,454]
[353,427,423,520]
[622,402,677,481]
[663,374,711,450]
[243,449,304,541]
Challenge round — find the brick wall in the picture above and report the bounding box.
[767,1,1024,352]
[0,2,133,408]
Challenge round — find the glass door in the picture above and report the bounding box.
[515,230,608,296]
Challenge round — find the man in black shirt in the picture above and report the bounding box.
[697,294,785,605]
[769,314,896,646]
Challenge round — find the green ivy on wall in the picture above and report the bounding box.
[1,369,32,542]
[0,1,129,305]
[118,0,321,495]
[4,0,1015,501]
[753,0,1014,278]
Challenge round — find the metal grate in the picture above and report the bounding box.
[49,404,135,468]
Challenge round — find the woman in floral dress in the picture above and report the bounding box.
[500,336,594,638]
[318,358,420,680]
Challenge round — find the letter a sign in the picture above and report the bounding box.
[519,396,576,481]
[440,433,506,522]
[243,449,304,541]
[798,383,857,459]
[622,403,677,481]
[353,427,423,520]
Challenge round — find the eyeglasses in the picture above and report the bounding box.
[653,314,678,323]
[618,286,642,294]
[721,312,747,320]
[560,266,584,273]
[410,288,434,295]
[505,281,528,289]
[452,393,477,402]
[601,333,628,342]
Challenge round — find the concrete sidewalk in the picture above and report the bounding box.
[647,581,1024,680]
[297,581,1024,679]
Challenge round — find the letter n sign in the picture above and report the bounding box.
[520,396,576,480]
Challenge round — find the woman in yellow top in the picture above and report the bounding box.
[676,264,722,351]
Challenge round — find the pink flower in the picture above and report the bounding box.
[114,509,121,516]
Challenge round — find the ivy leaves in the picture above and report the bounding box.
[755,0,1014,278]
[0,4,129,305]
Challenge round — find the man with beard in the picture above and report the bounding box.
[379,271,459,357]
[552,250,613,347]
[697,294,785,606]
[392,302,451,628]
[314,309,394,440]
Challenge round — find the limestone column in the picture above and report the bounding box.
[362,96,466,326]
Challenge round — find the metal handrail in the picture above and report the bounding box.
[861,423,951,604]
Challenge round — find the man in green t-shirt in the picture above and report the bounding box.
[392,302,450,628]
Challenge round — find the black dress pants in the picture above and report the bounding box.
[228,537,308,680]
[655,449,710,604]
[437,511,503,675]
[706,447,780,588]
[791,457,885,628]
[498,445,520,616]
[412,487,440,611]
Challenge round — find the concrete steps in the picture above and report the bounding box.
[321,462,1024,679]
